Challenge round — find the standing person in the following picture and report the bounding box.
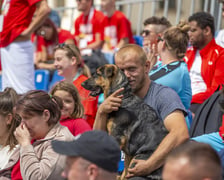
[100,0,134,64]
[149,21,192,128]
[50,81,91,136]
[94,44,189,179]
[0,88,20,173]
[185,12,224,113]
[0,0,50,94]
[162,141,222,180]
[52,130,121,180]
[13,90,74,179]
[54,44,98,128]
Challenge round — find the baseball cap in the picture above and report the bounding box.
[52,130,121,172]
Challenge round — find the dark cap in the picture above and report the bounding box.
[52,130,121,172]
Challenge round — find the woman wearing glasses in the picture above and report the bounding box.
[149,21,192,129]
[53,44,98,128]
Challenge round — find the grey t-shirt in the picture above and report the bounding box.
[144,81,187,121]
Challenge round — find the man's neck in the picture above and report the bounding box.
[83,6,92,16]
[135,78,151,99]
[106,7,116,17]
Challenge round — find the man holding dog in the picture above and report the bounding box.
[94,44,189,179]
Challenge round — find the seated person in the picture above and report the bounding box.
[50,81,92,136]
[162,141,222,180]
[101,0,134,64]
[11,90,74,179]
[149,21,192,128]
[33,17,75,70]
[54,44,98,128]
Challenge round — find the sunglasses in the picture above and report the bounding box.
[56,43,78,57]
[141,30,151,36]
[157,36,164,43]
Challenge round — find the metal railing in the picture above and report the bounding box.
[53,0,224,35]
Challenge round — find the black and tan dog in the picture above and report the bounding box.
[82,64,168,180]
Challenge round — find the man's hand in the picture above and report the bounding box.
[93,88,124,130]
[98,88,124,114]
[126,159,150,178]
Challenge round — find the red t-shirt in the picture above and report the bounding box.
[73,74,98,128]
[102,10,134,50]
[60,117,92,136]
[35,29,75,60]
[0,0,40,47]
[74,8,105,46]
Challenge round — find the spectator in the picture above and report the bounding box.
[33,17,75,70]
[101,0,134,64]
[52,130,121,180]
[50,81,92,136]
[185,12,224,113]
[94,44,189,178]
[74,0,107,74]
[0,88,19,172]
[149,21,192,129]
[54,44,98,127]
[191,87,224,152]
[215,0,224,47]
[13,90,74,179]
[162,141,222,180]
[142,16,171,69]
[74,0,104,54]
[0,0,50,94]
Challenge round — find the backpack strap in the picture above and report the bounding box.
[150,61,183,81]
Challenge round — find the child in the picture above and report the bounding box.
[50,81,91,136]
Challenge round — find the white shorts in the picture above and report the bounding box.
[1,40,35,94]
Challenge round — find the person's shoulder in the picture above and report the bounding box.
[94,9,105,18]
[151,81,179,96]
[113,10,128,20]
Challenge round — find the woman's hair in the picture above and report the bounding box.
[16,90,63,126]
[0,88,20,150]
[40,18,58,43]
[50,81,84,119]
[163,21,190,59]
[54,44,91,77]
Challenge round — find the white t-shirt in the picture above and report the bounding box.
[0,145,18,170]
[189,50,207,95]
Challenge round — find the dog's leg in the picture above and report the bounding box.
[120,154,132,180]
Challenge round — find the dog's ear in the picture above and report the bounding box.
[105,66,115,78]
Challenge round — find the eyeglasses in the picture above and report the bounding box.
[141,30,151,36]
[157,36,164,43]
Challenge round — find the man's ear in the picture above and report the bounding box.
[145,60,151,74]
[87,164,99,179]
[203,26,211,36]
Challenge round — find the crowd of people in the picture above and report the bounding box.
[1,0,224,179]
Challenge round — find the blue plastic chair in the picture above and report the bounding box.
[133,35,143,47]
[48,70,64,90]
[35,69,50,91]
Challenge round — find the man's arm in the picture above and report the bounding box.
[84,33,103,50]
[20,0,50,37]
[127,110,189,177]
[116,37,129,49]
